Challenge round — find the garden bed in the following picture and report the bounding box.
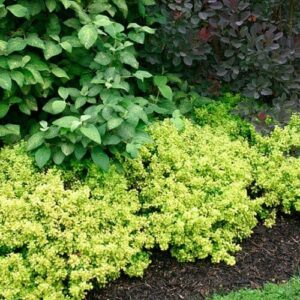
[88,215,300,300]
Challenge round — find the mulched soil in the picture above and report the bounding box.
[88,214,300,300]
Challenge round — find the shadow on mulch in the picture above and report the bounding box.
[88,215,300,300]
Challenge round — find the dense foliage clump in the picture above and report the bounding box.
[0,0,161,168]
[253,115,300,222]
[125,119,261,265]
[0,144,149,299]
[145,0,300,104]
[0,111,300,298]
[194,93,257,142]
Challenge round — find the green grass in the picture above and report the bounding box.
[209,277,300,300]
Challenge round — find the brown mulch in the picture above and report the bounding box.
[88,215,300,300]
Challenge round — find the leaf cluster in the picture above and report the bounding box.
[144,0,300,104]
[0,0,162,168]
[0,143,149,299]
[0,111,300,298]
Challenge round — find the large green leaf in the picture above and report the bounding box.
[27,132,44,151]
[53,116,79,128]
[26,56,48,71]
[58,87,69,100]
[8,55,30,70]
[53,150,65,164]
[154,75,168,87]
[7,4,28,18]
[78,24,98,49]
[91,146,110,171]
[120,51,139,69]
[44,41,62,60]
[43,99,66,114]
[103,135,121,145]
[60,41,72,53]
[116,122,135,140]
[6,38,27,54]
[0,124,20,137]
[80,124,102,144]
[25,67,44,85]
[158,85,173,100]
[112,0,128,17]
[61,143,75,156]
[26,33,45,49]
[74,144,87,160]
[0,103,10,118]
[0,71,12,90]
[93,15,112,27]
[94,52,111,65]
[10,70,24,87]
[51,65,70,79]
[107,117,123,130]
[128,31,145,44]
[35,146,51,168]
[104,23,124,38]
[133,70,152,81]
[45,0,57,12]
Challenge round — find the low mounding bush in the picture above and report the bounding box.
[164,101,300,219]
[253,115,300,220]
[0,144,149,299]
[194,93,257,142]
[124,119,261,265]
[1,111,300,298]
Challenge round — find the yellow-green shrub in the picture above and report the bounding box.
[194,94,257,143]
[0,145,149,300]
[253,115,300,219]
[194,100,300,221]
[124,119,261,265]
[1,114,300,299]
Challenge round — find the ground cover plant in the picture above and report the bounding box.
[0,106,300,299]
[0,144,151,299]
[124,118,261,265]
[210,276,300,300]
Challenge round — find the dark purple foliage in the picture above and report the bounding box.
[145,0,300,104]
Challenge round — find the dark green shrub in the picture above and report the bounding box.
[0,0,159,169]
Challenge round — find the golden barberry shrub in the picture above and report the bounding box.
[0,144,149,300]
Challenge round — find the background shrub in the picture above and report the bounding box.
[144,0,300,105]
[0,0,162,169]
